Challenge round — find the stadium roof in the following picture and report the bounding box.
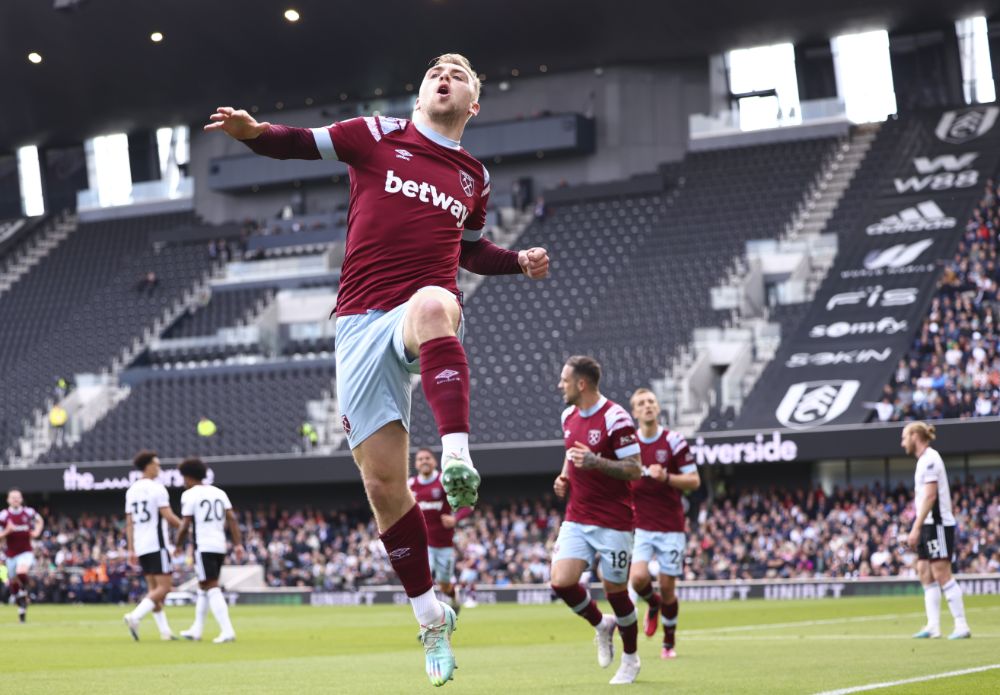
[3,0,1000,152]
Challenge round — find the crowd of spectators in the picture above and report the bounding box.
[879,180,1000,422]
[5,477,998,603]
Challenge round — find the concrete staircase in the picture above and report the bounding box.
[0,213,79,296]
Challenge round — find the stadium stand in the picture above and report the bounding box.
[409,137,840,445]
[163,286,275,339]
[734,107,1000,429]
[880,179,1000,421]
[40,362,336,462]
[17,476,999,601]
[0,212,218,459]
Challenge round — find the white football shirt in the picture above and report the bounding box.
[124,478,172,556]
[914,446,955,526]
[180,484,233,554]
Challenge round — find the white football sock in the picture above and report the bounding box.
[923,583,941,631]
[153,609,171,635]
[131,597,156,621]
[207,587,235,636]
[191,589,208,634]
[411,587,444,626]
[441,433,470,458]
[941,579,968,630]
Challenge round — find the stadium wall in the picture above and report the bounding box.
[190,62,709,224]
[294,574,1000,607]
[6,419,998,509]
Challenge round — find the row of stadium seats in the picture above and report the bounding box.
[0,213,222,457]
[0,214,46,269]
[40,363,336,462]
[163,286,274,339]
[409,137,839,445]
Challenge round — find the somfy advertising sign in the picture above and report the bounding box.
[733,106,981,431]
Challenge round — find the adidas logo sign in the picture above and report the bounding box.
[434,369,461,384]
[866,201,956,236]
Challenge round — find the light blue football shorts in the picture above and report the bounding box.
[428,546,456,583]
[335,288,464,450]
[632,529,686,577]
[5,551,35,578]
[553,521,634,585]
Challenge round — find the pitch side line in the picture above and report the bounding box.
[812,664,1000,695]
[684,633,1000,641]
[685,605,1000,636]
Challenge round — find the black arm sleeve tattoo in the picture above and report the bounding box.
[580,451,642,480]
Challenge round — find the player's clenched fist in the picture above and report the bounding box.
[203,107,271,140]
[647,463,667,482]
[553,474,569,498]
[518,247,550,279]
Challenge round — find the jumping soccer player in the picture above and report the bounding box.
[0,489,43,623]
[123,450,183,640]
[410,448,472,614]
[902,422,971,640]
[628,388,699,659]
[551,356,643,685]
[174,457,244,644]
[204,53,549,685]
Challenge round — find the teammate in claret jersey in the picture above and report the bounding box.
[551,356,643,686]
[627,388,700,659]
[174,458,244,644]
[204,53,549,686]
[0,488,43,623]
[123,450,183,641]
[409,448,472,614]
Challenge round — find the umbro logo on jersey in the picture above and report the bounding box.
[434,369,461,384]
[395,149,413,161]
[384,170,471,228]
[866,201,956,236]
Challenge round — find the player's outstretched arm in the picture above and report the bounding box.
[125,514,136,565]
[459,240,549,279]
[648,464,701,491]
[225,509,244,554]
[203,106,321,161]
[906,482,937,547]
[31,514,44,539]
[174,516,192,551]
[569,442,642,481]
[160,506,183,529]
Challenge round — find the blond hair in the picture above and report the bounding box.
[630,387,656,408]
[904,421,937,443]
[430,53,481,101]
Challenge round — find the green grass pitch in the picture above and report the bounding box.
[3,595,999,694]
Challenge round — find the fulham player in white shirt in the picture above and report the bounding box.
[901,422,971,640]
[123,451,182,640]
[174,458,244,643]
